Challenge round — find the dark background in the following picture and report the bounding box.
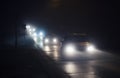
[1,0,120,52]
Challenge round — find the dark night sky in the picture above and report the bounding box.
[1,0,120,50]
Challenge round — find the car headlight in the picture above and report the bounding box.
[86,45,95,52]
[53,38,58,43]
[44,38,49,44]
[64,44,76,56]
[26,25,31,29]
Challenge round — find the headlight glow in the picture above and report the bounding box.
[86,45,95,52]
[26,25,30,29]
[40,36,43,40]
[45,38,49,43]
[32,28,36,32]
[64,44,76,56]
[28,29,32,32]
[33,33,37,37]
[53,38,58,43]
[39,32,43,36]
[33,37,37,42]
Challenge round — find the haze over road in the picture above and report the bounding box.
[43,46,120,78]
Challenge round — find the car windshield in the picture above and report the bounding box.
[65,35,89,42]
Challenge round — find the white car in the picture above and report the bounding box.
[61,34,96,53]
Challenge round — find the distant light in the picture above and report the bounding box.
[40,36,43,40]
[28,29,32,32]
[45,38,49,44]
[39,32,43,36]
[33,33,37,36]
[53,38,58,43]
[26,25,30,29]
[32,28,36,32]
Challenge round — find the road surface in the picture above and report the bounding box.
[43,46,120,78]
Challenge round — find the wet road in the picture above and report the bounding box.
[43,46,120,78]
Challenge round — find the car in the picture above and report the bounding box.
[61,33,95,53]
[43,34,62,51]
